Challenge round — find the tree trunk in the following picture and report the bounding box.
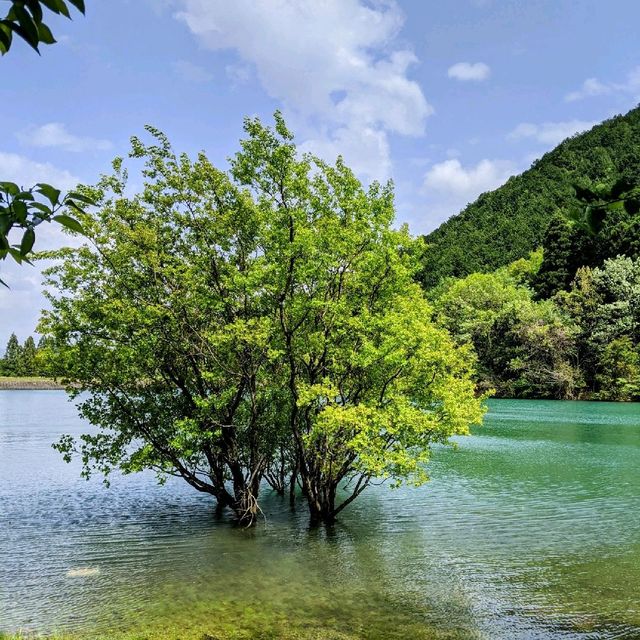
[305,481,337,526]
[231,469,262,526]
[289,463,298,508]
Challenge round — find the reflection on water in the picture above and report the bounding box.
[1,392,639,639]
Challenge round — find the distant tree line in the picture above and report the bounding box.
[0,333,51,376]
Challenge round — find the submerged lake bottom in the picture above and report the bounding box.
[1,393,639,640]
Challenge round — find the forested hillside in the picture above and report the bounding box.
[420,106,640,288]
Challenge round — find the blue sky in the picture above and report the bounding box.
[1,0,640,344]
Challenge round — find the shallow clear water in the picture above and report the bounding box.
[1,392,639,639]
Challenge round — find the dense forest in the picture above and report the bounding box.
[422,106,640,401]
[420,106,640,288]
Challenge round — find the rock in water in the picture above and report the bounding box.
[66,567,100,578]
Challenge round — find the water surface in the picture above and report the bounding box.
[1,392,639,639]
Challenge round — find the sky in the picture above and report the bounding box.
[1,0,640,344]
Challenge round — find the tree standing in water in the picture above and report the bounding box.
[40,114,485,525]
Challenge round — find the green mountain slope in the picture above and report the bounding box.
[420,105,640,288]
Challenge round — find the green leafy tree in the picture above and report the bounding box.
[556,256,640,398]
[533,178,640,299]
[230,118,486,524]
[34,335,53,376]
[502,248,543,288]
[534,214,590,298]
[494,299,581,399]
[2,333,22,375]
[594,337,640,401]
[40,115,486,525]
[433,270,580,399]
[21,335,37,376]
[568,178,640,239]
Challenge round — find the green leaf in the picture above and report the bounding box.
[7,247,24,264]
[0,182,20,196]
[11,199,28,223]
[611,178,634,199]
[585,206,606,234]
[20,228,35,255]
[574,184,599,204]
[40,0,71,18]
[39,0,66,15]
[0,23,13,53]
[29,201,53,217]
[68,0,86,14]
[35,183,61,206]
[4,20,40,52]
[25,0,44,22]
[56,0,72,18]
[10,4,41,49]
[0,214,12,235]
[37,21,56,45]
[66,191,95,205]
[53,214,84,234]
[66,200,87,216]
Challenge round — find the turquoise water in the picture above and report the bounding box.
[1,392,639,639]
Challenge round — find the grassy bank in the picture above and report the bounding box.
[0,377,65,390]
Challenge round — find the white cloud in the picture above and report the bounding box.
[447,62,491,82]
[565,66,640,102]
[299,125,391,183]
[175,0,432,181]
[424,158,515,197]
[565,78,611,102]
[172,59,213,83]
[422,158,515,225]
[0,150,80,190]
[18,122,112,153]
[508,119,597,146]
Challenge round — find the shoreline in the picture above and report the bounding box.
[0,377,66,390]
[0,380,637,403]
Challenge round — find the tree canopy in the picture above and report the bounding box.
[39,115,486,525]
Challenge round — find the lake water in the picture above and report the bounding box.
[1,392,639,640]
